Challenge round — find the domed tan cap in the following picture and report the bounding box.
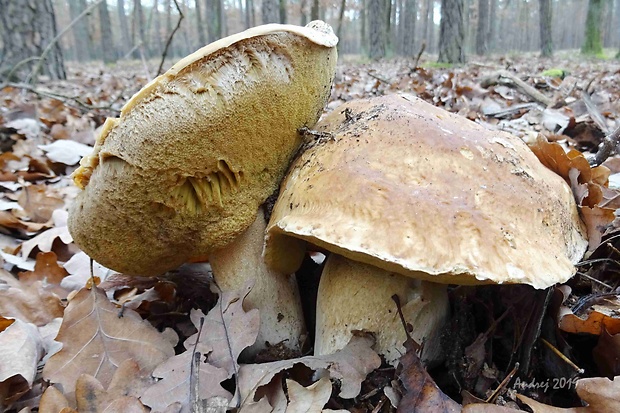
[69,22,338,275]
[265,94,588,289]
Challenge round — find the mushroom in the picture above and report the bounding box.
[264,94,588,363]
[68,22,338,354]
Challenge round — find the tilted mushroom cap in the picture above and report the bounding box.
[265,94,588,289]
[69,22,338,275]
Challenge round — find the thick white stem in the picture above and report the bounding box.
[209,210,306,357]
[315,254,449,365]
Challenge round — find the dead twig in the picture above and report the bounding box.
[26,0,104,85]
[590,123,620,166]
[156,0,184,77]
[368,72,390,84]
[540,338,584,374]
[582,91,610,134]
[480,70,553,107]
[1,82,122,115]
[412,41,426,69]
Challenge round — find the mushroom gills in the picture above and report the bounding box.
[171,159,242,212]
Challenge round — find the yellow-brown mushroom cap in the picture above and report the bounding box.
[264,94,588,289]
[69,22,338,275]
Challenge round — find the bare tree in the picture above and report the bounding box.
[207,0,223,42]
[68,0,93,61]
[401,0,417,55]
[262,0,279,23]
[438,0,465,63]
[152,0,163,55]
[99,0,117,63]
[369,0,387,58]
[475,0,489,55]
[0,0,66,81]
[336,0,347,39]
[280,0,287,23]
[582,0,603,55]
[311,0,319,20]
[488,0,497,51]
[195,0,207,46]
[539,0,553,57]
[117,0,132,56]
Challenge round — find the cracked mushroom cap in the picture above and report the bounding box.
[265,94,588,289]
[69,22,338,275]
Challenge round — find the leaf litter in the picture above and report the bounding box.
[1,55,620,412]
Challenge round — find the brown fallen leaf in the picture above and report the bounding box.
[237,333,381,408]
[20,216,73,259]
[558,296,620,335]
[397,338,460,413]
[39,385,71,413]
[593,327,620,377]
[285,377,332,412]
[0,269,64,326]
[0,319,44,405]
[184,281,260,379]
[462,404,523,412]
[75,373,148,413]
[43,286,174,396]
[140,351,231,413]
[18,251,68,286]
[17,185,64,224]
[517,375,620,412]
[0,210,49,233]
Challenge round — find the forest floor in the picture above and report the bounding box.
[1,53,620,412]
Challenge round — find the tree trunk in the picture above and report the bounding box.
[582,0,603,55]
[336,0,347,40]
[402,0,417,55]
[207,0,222,42]
[311,0,320,20]
[117,0,131,56]
[152,0,162,55]
[195,0,207,46]
[67,0,93,61]
[475,0,488,55]
[369,0,387,59]
[438,0,465,63]
[427,0,436,52]
[361,0,368,54]
[488,0,497,51]
[98,0,117,63]
[0,0,66,81]
[539,0,552,57]
[280,0,287,23]
[262,0,279,23]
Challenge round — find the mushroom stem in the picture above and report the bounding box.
[209,210,306,357]
[315,254,449,365]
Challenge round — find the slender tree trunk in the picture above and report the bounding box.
[99,0,117,63]
[488,0,497,51]
[152,0,162,55]
[539,0,552,57]
[262,0,279,23]
[311,0,320,20]
[68,0,93,60]
[427,0,436,52]
[117,0,131,56]
[475,0,488,55]
[361,0,368,54]
[300,0,308,25]
[438,0,465,63]
[336,0,347,39]
[194,0,207,46]
[0,0,66,80]
[402,0,417,55]
[582,0,603,55]
[206,0,222,42]
[385,0,393,52]
[280,0,287,23]
[369,0,387,58]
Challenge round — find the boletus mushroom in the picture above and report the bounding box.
[264,94,588,363]
[69,22,338,354]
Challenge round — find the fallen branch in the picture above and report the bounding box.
[1,82,122,115]
[412,41,426,69]
[480,70,553,107]
[591,123,620,166]
[26,0,104,85]
[156,0,184,77]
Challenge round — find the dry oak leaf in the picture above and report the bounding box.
[285,376,346,412]
[18,251,69,290]
[559,295,620,335]
[20,212,73,259]
[237,334,381,407]
[593,327,620,377]
[0,319,44,405]
[140,351,230,413]
[397,338,460,413]
[0,210,49,233]
[517,375,620,412]
[39,385,71,413]
[184,281,260,379]
[17,185,64,224]
[0,269,64,326]
[42,286,174,395]
[74,373,148,413]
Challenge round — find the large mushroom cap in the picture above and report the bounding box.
[265,94,588,289]
[69,22,338,275]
